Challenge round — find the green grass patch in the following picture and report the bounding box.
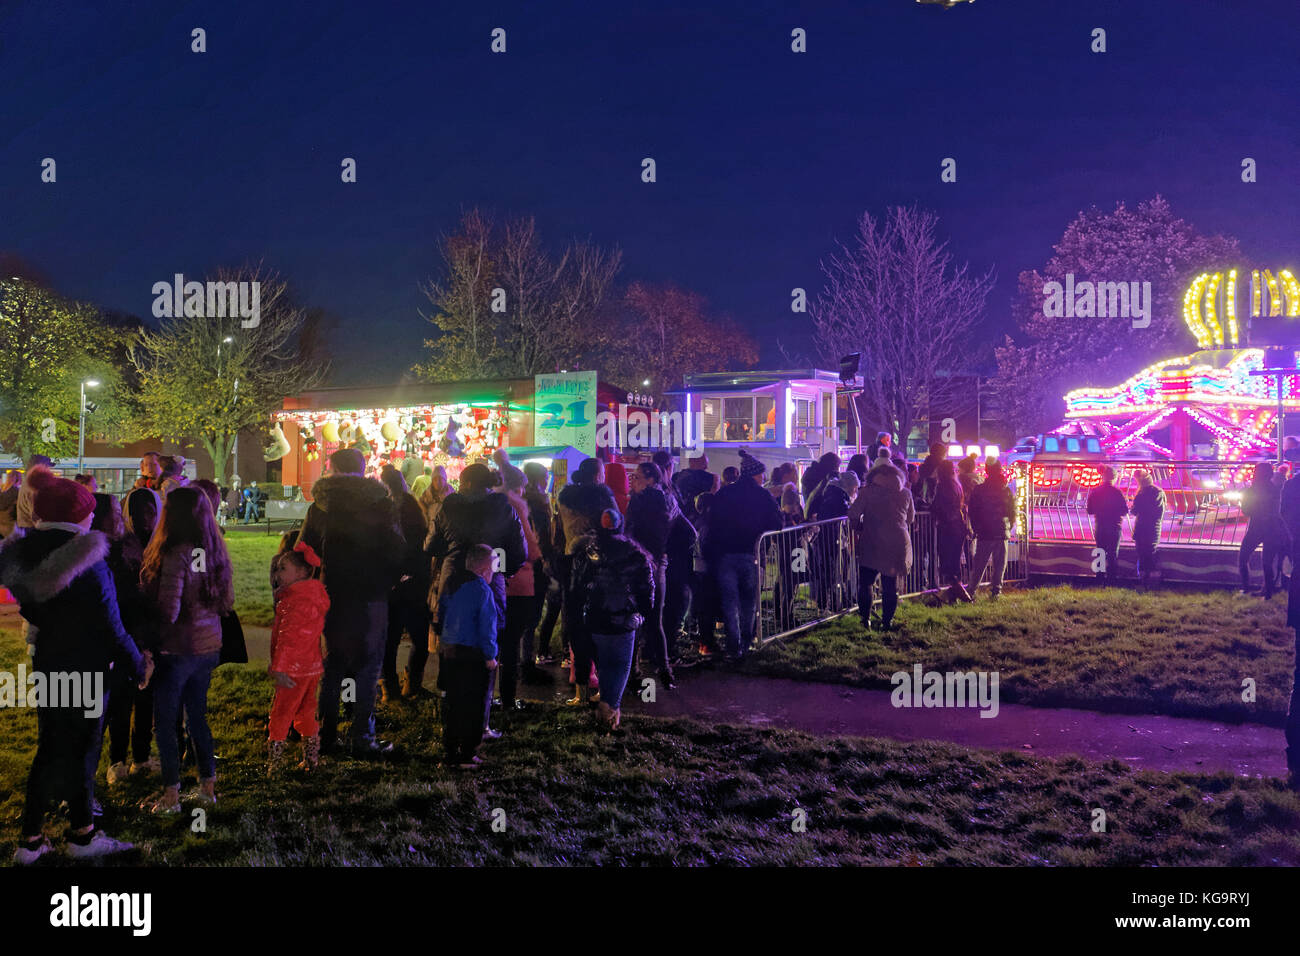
[224,531,281,627]
[743,586,1296,725]
[2,625,1299,866]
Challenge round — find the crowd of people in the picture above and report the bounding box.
[28,428,1293,862]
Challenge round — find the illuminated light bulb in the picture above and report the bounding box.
[1203,272,1224,346]
[1265,270,1282,317]
[1252,270,1262,317]
[1225,269,1239,344]
[1281,270,1300,318]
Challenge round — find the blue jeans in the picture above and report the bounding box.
[154,652,219,788]
[716,552,760,656]
[592,631,636,709]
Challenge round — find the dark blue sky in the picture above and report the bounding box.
[3,0,1297,384]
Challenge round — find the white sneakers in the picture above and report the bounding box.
[13,838,52,865]
[66,830,135,859]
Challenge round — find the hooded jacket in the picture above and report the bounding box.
[298,474,405,603]
[0,527,146,680]
[849,465,916,577]
[568,529,655,635]
[424,489,527,623]
[270,577,330,678]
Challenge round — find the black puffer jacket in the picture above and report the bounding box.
[568,530,655,634]
[298,475,405,603]
[425,490,527,623]
[627,485,677,564]
[0,528,146,680]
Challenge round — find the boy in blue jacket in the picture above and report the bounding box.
[438,544,499,769]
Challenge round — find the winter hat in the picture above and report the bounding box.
[599,507,624,533]
[875,447,892,462]
[330,447,366,476]
[986,459,1005,481]
[740,455,765,480]
[35,476,96,525]
[838,471,860,495]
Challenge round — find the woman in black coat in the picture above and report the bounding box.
[931,460,974,602]
[0,476,152,862]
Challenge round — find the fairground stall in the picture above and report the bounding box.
[270,371,656,498]
[1021,267,1300,584]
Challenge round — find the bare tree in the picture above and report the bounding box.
[416,210,621,381]
[811,207,994,447]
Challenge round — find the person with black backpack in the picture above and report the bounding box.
[569,508,655,731]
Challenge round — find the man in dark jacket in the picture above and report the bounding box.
[298,448,405,755]
[1086,465,1128,583]
[704,454,783,660]
[1240,462,1287,598]
[553,458,618,678]
[1129,470,1166,586]
[0,476,152,862]
[568,508,655,724]
[627,463,689,688]
[967,459,1015,599]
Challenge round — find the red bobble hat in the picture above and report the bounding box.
[35,476,97,525]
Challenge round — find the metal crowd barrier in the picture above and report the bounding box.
[749,504,1029,644]
[1022,459,1258,549]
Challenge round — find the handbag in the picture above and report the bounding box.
[218,608,248,665]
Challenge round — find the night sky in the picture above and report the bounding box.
[3,0,1297,385]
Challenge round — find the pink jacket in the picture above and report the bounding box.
[504,489,541,597]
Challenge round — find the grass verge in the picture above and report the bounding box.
[742,586,1297,725]
[2,625,1299,866]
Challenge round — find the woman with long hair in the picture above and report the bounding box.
[932,460,974,603]
[109,487,163,781]
[139,487,233,813]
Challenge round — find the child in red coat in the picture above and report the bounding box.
[267,542,330,774]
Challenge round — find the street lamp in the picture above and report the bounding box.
[78,379,100,473]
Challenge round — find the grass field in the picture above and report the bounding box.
[3,624,1300,866]
[742,586,1298,725]
[223,531,282,627]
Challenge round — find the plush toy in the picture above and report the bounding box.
[321,420,340,443]
[264,422,291,462]
[338,421,356,444]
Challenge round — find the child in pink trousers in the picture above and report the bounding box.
[268,542,330,774]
